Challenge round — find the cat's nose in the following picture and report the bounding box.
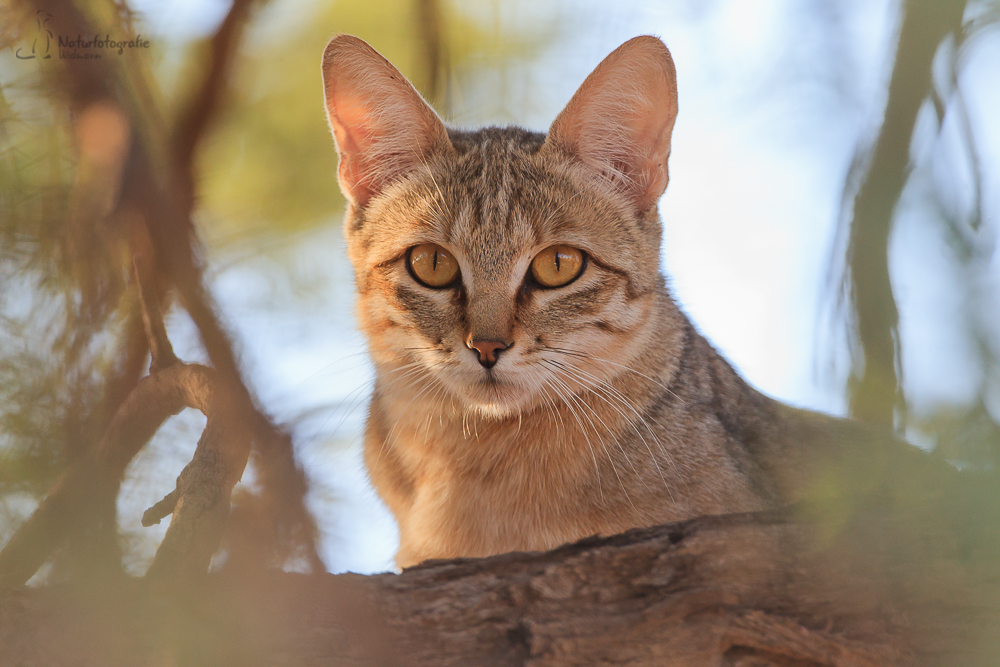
[466,338,511,369]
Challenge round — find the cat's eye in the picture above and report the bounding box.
[530,245,585,288]
[408,243,460,288]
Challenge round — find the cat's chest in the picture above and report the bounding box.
[369,393,627,557]
[387,405,593,499]
[391,434,610,561]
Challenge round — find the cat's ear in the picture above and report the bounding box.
[544,36,678,213]
[322,35,451,207]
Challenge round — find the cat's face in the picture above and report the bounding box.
[322,36,678,417]
[346,128,664,416]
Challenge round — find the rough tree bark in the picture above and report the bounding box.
[2,508,998,666]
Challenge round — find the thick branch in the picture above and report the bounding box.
[2,510,996,665]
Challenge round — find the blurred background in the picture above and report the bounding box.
[0,0,998,577]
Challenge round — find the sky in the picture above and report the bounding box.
[114,0,1000,575]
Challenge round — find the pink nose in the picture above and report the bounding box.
[466,338,511,368]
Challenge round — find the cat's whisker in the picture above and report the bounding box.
[462,403,483,441]
[542,358,670,464]
[292,350,374,388]
[376,360,449,465]
[372,363,442,411]
[545,349,689,456]
[524,371,564,443]
[540,350,692,464]
[543,358,677,505]
[381,359,448,408]
[421,382,452,442]
[539,380,564,442]
[380,379,441,462]
[316,377,376,445]
[542,346,683,404]
[402,346,446,352]
[541,360,646,501]
[310,359,435,449]
[288,369,378,452]
[545,350,693,496]
[537,373,603,501]
[541,364,635,509]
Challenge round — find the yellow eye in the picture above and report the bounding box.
[408,243,460,288]
[530,245,585,288]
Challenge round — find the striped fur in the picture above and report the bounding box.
[321,35,922,568]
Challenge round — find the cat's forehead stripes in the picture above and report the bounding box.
[355,124,655,302]
[439,127,546,287]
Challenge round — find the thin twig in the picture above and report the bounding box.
[415,0,448,109]
[142,490,177,527]
[131,220,178,371]
[172,0,256,217]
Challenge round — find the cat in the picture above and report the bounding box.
[320,34,927,568]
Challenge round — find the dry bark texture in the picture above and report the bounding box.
[2,509,997,666]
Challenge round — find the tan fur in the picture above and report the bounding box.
[321,35,923,568]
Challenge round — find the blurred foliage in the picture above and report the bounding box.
[0,9,130,508]
[832,0,1000,470]
[193,0,541,242]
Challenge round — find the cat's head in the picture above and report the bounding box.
[321,35,678,417]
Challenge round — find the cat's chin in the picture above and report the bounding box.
[469,402,518,420]
[457,377,535,419]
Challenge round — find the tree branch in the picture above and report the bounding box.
[416,0,448,109]
[3,509,998,664]
[172,0,257,217]
[0,362,256,588]
[20,0,323,574]
[842,0,966,428]
[130,220,178,372]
